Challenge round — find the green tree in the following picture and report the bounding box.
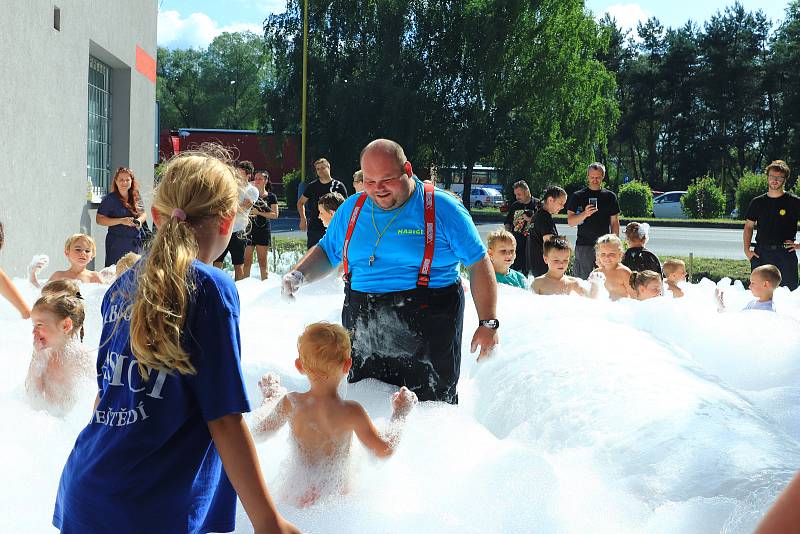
[735,172,767,218]
[157,32,270,131]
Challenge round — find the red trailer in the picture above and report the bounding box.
[159,128,300,195]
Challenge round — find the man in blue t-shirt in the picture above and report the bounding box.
[282,139,499,403]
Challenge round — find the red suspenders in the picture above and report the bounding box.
[342,182,436,288]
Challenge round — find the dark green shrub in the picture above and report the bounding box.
[681,177,726,218]
[282,169,302,207]
[618,180,654,217]
[735,172,767,219]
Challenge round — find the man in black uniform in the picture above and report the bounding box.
[297,158,349,248]
[503,180,540,274]
[566,162,620,279]
[744,160,800,290]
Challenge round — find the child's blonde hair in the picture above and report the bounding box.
[662,259,685,277]
[352,170,364,184]
[33,288,85,342]
[595,234,623,252]
[487,229,516,249]
[115,252,141,276]
[318,192,345,213]
[297,322,351,379]
[630,270,661,292]
[64,233,96,255]
[129,146,241,378]
[753,264,782,288]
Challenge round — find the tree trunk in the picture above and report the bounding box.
[463,160,475,212]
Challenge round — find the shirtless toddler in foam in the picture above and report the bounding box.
[592,234,633,300]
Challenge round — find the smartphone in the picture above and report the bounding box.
[589,198,598,209]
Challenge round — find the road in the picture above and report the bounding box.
[272,215,796,260]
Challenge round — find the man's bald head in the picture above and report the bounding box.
[360,139,407,174]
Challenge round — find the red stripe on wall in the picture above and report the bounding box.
[135,45,156,84]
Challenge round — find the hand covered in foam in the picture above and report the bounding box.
[587,270,606,285]
[98,267,116,285]
[391,386,418,419]
[281,270,304,299]
[28,255,49,274]
[258,372,287,403]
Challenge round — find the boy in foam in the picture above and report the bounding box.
[533,236,599,296]
[663,259,686,298]
[252,322,418,507]
[593,234,633,300]
[317,191,346,228]
[622,222,662,277]
[25,280,92,414]
[630,270,663,300]
[717,264,781,312]
[29,233,105,287]
[487,229,527,288]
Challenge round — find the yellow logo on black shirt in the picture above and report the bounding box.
[780,209,787,216]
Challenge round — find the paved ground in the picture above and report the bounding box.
[272,214,798,260]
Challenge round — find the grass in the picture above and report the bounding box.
[471,208,744,225]
[267,236,752,286]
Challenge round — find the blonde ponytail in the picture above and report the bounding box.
[129,146,241,378]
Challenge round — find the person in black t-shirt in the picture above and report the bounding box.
[503,180,541,274]
[622,222,662,277]
[243,171,279,280]
[297,158,349,248]
[566,162,620,279]
[527,186,567,277]
[744,160,800,290]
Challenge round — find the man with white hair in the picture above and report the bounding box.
[282,139,498,403]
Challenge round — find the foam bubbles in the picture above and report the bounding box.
[1,274,799,533]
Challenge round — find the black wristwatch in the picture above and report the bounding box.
[479,319,499,329]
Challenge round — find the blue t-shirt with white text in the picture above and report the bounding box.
[318,179,486,292]
[53,261,250,534]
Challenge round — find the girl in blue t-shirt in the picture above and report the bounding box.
[53,149,298,534]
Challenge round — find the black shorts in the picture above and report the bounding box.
[752,246,799,291]
[248,224,272,247]
[342,282,464,404]
[307,228,326,249]
[215,231,247,265]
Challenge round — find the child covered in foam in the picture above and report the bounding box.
[593,234,634,300]
[28,233,113,287]
[25,280,92,414]
[717,264,781,313]
[532,236,605,297]
[252,322,417,507]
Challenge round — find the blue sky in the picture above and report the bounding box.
[157,0,792,49]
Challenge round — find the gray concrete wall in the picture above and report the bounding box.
[0,0,157,277]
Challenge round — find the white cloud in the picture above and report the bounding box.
[157,10,264,49]
[600,3,652,34]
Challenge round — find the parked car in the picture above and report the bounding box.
[652,191,687,218]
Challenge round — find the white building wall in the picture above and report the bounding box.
[0,0,157,276]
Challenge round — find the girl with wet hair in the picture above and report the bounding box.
[630,270,663,300]
[25,286,91,414]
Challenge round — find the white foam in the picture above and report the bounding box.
[0,274,798,533]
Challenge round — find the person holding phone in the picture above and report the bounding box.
[743,160,800,290]
[566,162,620,279]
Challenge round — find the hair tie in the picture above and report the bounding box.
[171,208,187,221]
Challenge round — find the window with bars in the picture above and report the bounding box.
[87,56,112,196]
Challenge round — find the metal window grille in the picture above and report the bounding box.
[87,56,112,196]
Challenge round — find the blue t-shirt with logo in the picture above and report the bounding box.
[53,260,250,534]
[318,179,486,292]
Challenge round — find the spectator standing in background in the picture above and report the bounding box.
[504,180,540,275]
[297,158,348,249]
[566,163,620,279]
